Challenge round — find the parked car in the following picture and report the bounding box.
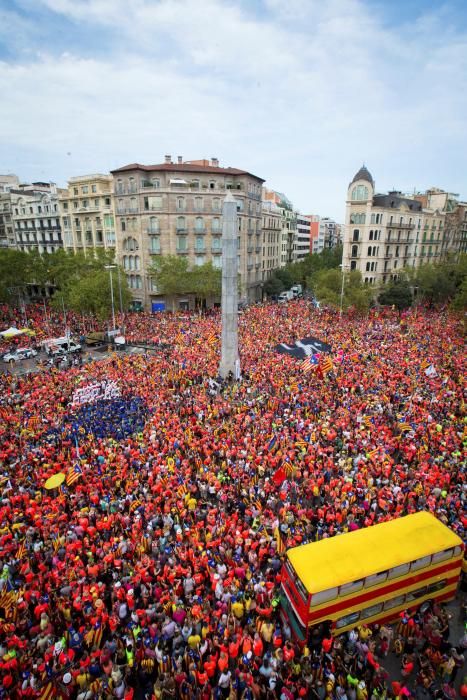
[2,348,37,362]
[278,290,294,303]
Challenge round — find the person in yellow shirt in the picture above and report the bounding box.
[231,598,244,620]
[187,632,201,649]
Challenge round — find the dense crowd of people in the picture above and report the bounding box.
[0,300,465,699]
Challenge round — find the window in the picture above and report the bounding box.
[177,236,187,251]
[366,262,371,272]
[369,231,373,241]
[353,230,359,242]
[212,256,222,269]
[406,586,427,602]
[176,216,186,232]
[365,571,388,588]
[212,236,221,250]
[361,602,383,619]
[194,197,203,212]
[195,236,205,252]
[195,217,205,232]
[213,198,221,212]
[176,197,185,211]
[384,595,406,611]
[149,216,159,233]
[340,579,364,596]
[335,611,360,629]
[367,246,372,256]
[350,260,357,270]
[195,255,205,266]
[426,579,447,594]
[212,217,221,233]
[129,177,136,193]
[309,587,338,606]
[149,237,160,253]
[123,236,138,252]
[411,556,431,572]
[91,184,97,193]
[73,187,78,195]
[351,185,369,201]
[144,195,162,210]
[431,549,453,564]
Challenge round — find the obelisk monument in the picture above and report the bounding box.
[219,191,240,379]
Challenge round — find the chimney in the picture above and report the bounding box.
[211,158,219,167]
[177,156,183,164]
[164,155,172,164]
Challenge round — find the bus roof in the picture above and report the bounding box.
[286,512,462,595]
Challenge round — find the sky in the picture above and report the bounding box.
[0,0,466,220]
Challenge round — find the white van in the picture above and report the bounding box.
[278,290,294,303]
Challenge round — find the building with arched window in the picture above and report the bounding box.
[342,166,462,286]
[111,156,265,310]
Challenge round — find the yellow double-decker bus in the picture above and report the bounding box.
[280,512,463,643]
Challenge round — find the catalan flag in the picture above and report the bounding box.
[319,356,334,375]
[177,484,188,499]
[295,438,308,450]
[398,422,413,433]
[207,333,217,345]
[289,381,299,393]
[129,499,143,513]
[66,464,82,487]
[363,415,373,428]
[274,527,286,554]
[39,682,55,700]
[16,540,26,560]
[367,448,380,462]
[420,358,430,371]
[28,415,40,431]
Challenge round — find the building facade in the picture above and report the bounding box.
[296,215,311,260]
[10,183,64,254]
[263,189,297,266]
[58,175,116,254]
[261,200,282,282]
[342,167,464,286]
[111,157,264,309]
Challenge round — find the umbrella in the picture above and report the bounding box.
[44,472,65,490]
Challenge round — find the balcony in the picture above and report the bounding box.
[194,246,206,254]
[176,247,189,255]
[117,208,139,215]
[211,247,222,254]
[193,228,206,235]
[247,264,254,270]
[176,227,188,234]
[384,253,393,259]
[247,245,254,253]
[145,228,160,235]
[255,246,261,253]
[148,248,162,255]
[387,222,414,230]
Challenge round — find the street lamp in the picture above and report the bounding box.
[104,265,116,331]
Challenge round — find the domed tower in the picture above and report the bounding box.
[343,165,375,279]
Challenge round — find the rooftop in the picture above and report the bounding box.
[351,165,374,186]
[111,159,264,182]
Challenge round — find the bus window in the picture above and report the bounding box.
[426,579,446,594]
[285,561,308,602]
[406,586,427,602]
[411,556,431,572]
[388,563,410,579]
[453,546,462,557]
[365,571,388,588]
[310,587,338,607]
[432,549,452,564]
[335,611,360,629]
[340,579,364,596]
[361,602,383,619]
[384,595,405,611]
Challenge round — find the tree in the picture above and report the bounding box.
[149,255,194,311]
[191,262,221,306]
[451,276,467,311]
[57,268,131,320]
[263,275,285,297]
[0,250,32,302]
[415,262,458,304]
[378,279,413,311]
[311,268,372,313]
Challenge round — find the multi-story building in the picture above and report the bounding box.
[296,215,311,260]
[0,194,15,249]
[110,157,264,310]
[0,174,20,194]
[445,202,467,256]
[263,189,297,266]
[58,174,116,254]
[309,215,325,254]
[10,183,64,254]
[261,200,282,282]
[342,166,464,285]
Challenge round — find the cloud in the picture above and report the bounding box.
[0,0,466,218]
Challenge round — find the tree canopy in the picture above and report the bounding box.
[149,256,221,310]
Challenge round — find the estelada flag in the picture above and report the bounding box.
[319,356,333,375]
